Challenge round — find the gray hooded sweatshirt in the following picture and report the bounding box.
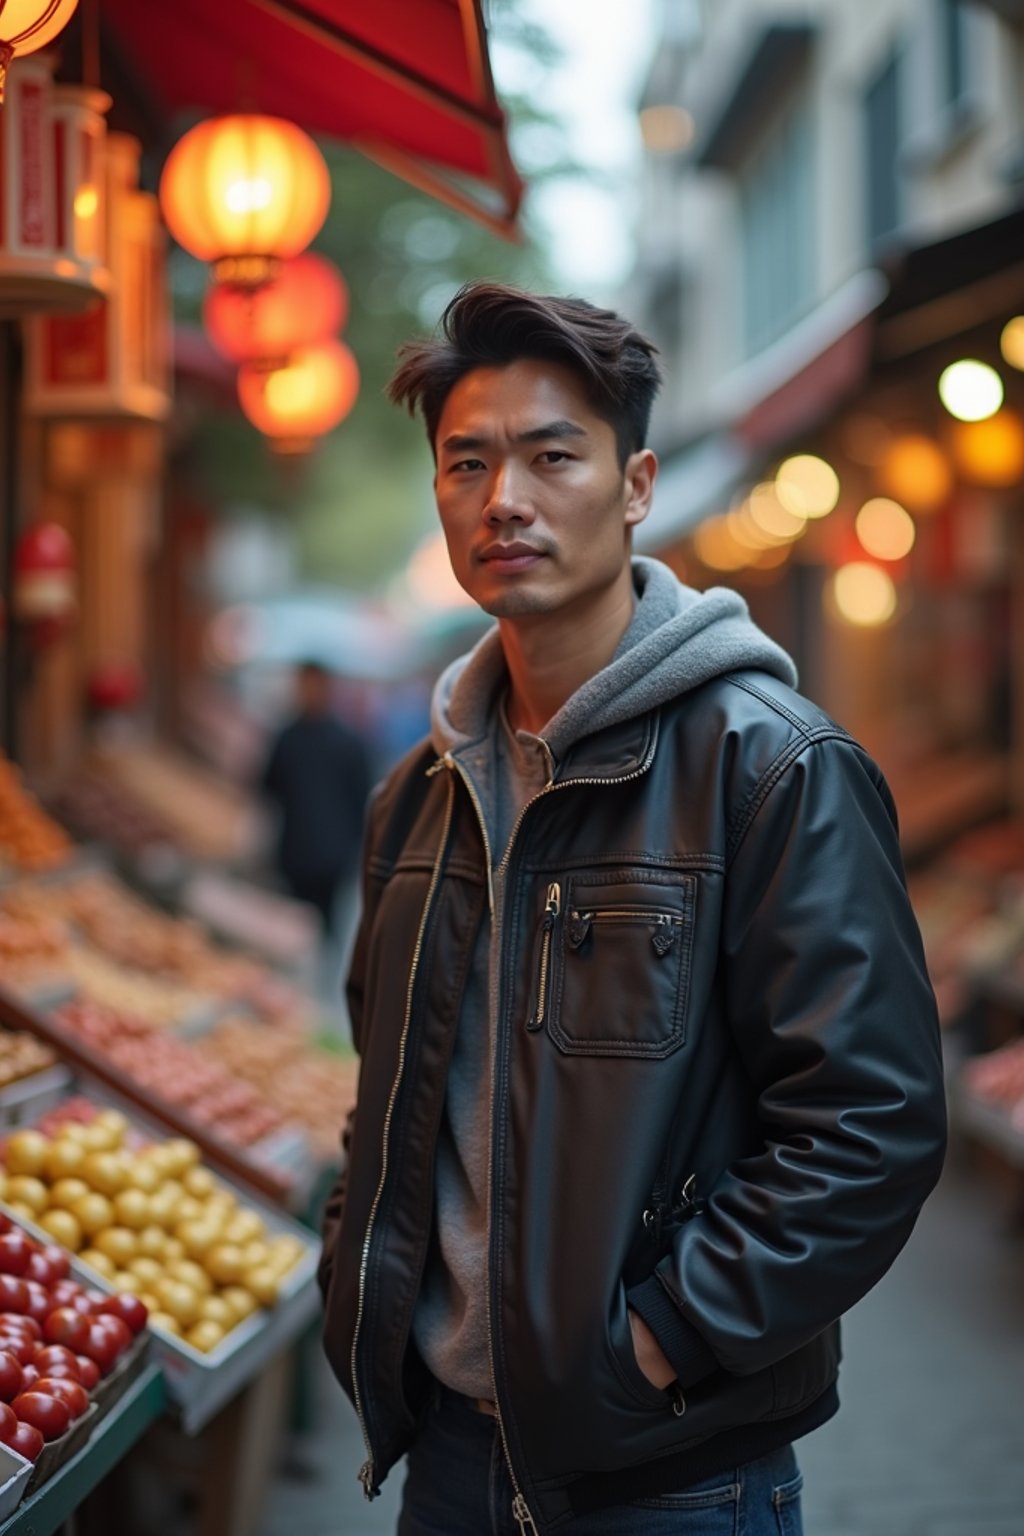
[412,555,798,1400]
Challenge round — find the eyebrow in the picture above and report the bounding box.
[440,420,589,453]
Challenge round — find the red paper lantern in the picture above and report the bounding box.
[238,338,359,452]
[203,253,348,370]
[159,114,330,287]
[12,523,77,645]
[87,660,144,712]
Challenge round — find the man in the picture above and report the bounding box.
[260,660,372,932]
[318,283,946,1535]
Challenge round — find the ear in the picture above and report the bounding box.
[623,449,657,530]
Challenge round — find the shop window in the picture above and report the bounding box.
[863,47,905,250]
[738,102,815,358]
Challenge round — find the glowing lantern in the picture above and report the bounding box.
[159,115,330,287]
[938,359,1003,422]
[830,563,897,627]
[950,410,1024,487]
[855,498,916,561]
[12,522,77,644]
[203,253,348,370]
[238,338,359,452]
[775,455,840,519]
[878,434,951,513]
[0,0,78,102]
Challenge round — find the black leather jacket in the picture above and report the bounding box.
[319,669,946,1532]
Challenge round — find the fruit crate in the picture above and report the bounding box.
[0,1444,31,1520]
[23,1403,97,1498]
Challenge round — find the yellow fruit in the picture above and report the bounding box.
[112,1270,139,1293]
[113,1189,151,1230]
[79,1248,116,1279]
[94,1226,137,1265]
[167,1259,212,1295]
[5,1175,48,1214]
[174,1196,204,1225]
[154,1278,200,1328]
[198,1295,235,1328]
[129,1256,163,1287]
[81,1151,130,1197]
[182,1166,216,1200]
[137,1293,159,1315]
[124,1161,160,1195]
[220,1286,258,1324]
[38,1209,83,1250]
[136,1225,167,1260]
[204,1192,237,1219]
[5,1202,36,1223]
[204,1243,246,1287]
[185,1320,225,1354]
[149,1310,181,1337]
[224,1210,264,1246]
[244,1266,280,1308]
[72,1191,115,1237]
[162,1237,186,1264]
[44,1139,86,1181]
[164,1139,200,1173]
[4,1130,50,1177]
[241,1240,269,1270]
[176,1221,219,1261]
[93,1109,128,1145]
[49,1177,90,1209]
[77,1124,116,1152]
[0,1172,6,1199]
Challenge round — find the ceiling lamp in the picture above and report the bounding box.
[159,114,330,287]
[951,410,1024,487]
[203,252,348,370]
[938,359,1003,422]
[238,338,359,454]
[878,434,951,513]
[774,455,840,519]
[0,0,78,102]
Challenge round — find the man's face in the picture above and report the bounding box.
[433,358,654,621]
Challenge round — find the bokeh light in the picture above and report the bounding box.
[951,410,1024,486]
[639,105,696,154]
[938,360,1004,422]
[1000,317,1024,372]
[775,455,840,519]
[855,498,916,561]
[878,434,952,512]
[831,563,898,626]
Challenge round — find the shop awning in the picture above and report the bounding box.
[99,0,523,237]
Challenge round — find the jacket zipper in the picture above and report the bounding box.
[350,769,455,1500]
[528,882,561,1029]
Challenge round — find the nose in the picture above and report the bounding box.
[482,461,534,525]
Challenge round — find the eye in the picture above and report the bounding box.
[450,458,485,473]
[537,450,571,465]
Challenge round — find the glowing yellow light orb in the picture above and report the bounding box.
[831,563,897,627]
[938,360,1003,422]
[775,455,840,519]
[855,498,916,561]
[878,435,951,513]
[951,410,1024,487]
[1000,317,1024,373]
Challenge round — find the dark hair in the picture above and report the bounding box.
[387,281,662,467]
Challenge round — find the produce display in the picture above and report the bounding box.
[59,946,214,1030]
[0,1103,308,1356]
[54,1001,292,1149]
[90,746,252,863]
[203,1017,357,1161]
[0,1030,57,1091]
[0,1209,147,1465]
[0,757,72,875]
[48,769,177,857]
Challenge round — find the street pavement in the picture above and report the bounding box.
[259,1144,1024,1535]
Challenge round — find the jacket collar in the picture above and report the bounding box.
[555,710,658,784]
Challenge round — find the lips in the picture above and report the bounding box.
[478,543,546,563]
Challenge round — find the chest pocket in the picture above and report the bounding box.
[547,872,696,1058]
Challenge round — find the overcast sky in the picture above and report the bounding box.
[493,0,658,298]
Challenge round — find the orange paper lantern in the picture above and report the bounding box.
[203,253,348,369]
[159,114,330,287]
[0,0,78,102]
[238,338,359,453]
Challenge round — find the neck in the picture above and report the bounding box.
[500,567,636,736]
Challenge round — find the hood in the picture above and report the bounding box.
[431,556,798,765]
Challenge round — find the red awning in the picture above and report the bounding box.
[99,0,523,237]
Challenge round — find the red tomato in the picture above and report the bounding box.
[0,1234,31,1277]
[20,1364,38,1390]
[0,1336,35,1366]
[42,1308,90,1353]
[40,1246,69,1281]
[90,1314,133,1354]
[6,1419,43,1461]
[12,1389,70,1441]
[0,1278,28,1315]
[0,1352,23,1402]
[25,1253,58,1288]
[33,1345,79,1376]
[22,1285,50,1327]
[81,1323,121,1375]
[94,1294,148,1337]
[48,1280,82,1309]
[68,1293,94,1315]
[0,1215,11,1237]
[34,1377,88,1419]
[74,1355,100,1390]
[0,1313,37,1337]
[0,1403,16,1440]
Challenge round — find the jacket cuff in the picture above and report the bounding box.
[626,1275,719,1388]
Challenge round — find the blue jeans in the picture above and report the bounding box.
[398,1386,804,1535]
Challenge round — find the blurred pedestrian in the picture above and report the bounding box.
[259,661,372,938]
[317,284,947,1535]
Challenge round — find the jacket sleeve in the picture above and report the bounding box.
[628,734,947,1388]
[317,784,384,1302]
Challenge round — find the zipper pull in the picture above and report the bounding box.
[358,1460,379,1500]
[566,909,590,949]
[651,919,677,957]
[512,1492,540,1534]
[527,882,560,1030]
